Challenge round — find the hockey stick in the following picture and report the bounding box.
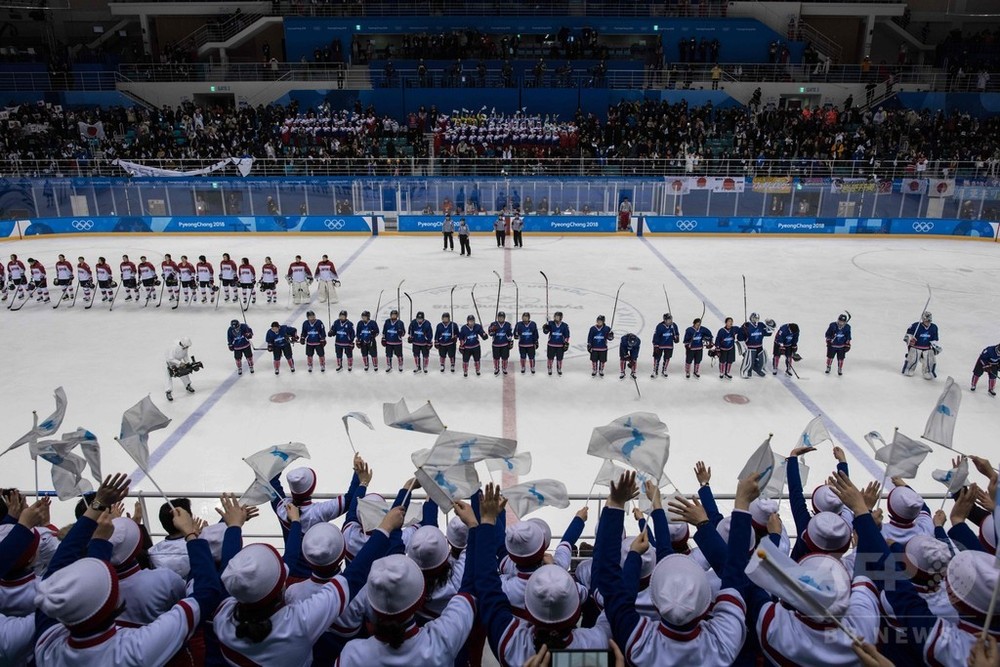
[9,286,28,311]
[239,289,250,326]
[609,282,625,331]
[700,301,706,323]
[374,289,384,321]
[471,283,483,324]
[742,275,748,323]
[155,279,166,307]
[396,279,405,315]
[492,270,502,321]
[512,280,519,319]
[108,282,122,312]
[632,375,641,399]
[327,295,333,333]
[67,283,80,309]
[286,279,293,309]
[213,283,222,310]
[52,285,69,309]
[540,271,549,321]
[663,284,672,317]
[404,291,413,324]
[449,285,455,318]
[5,285,19,310]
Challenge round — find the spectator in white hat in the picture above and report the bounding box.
[882,481,933,545]
[271,455,369,532]
[107,515,186,627]
[499,511,585,576]
[214,506,401,666]
[0,493,52,617]
[594,471,749,666]
[470,485,611,666]
[795,512,853,560]
[35,473,226,666]
[406,525,465,622]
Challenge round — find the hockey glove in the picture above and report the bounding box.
[489,324,499,335]
[334,280,341,287]
[407,336,413,344]
[931,343,942,355]
[587,345,592,353]
[267,345,274,352]
[844,343,851,351]
[563,342,570,351]
[607,331,615,341]
[381,337,387,347]
[542,323,551,334]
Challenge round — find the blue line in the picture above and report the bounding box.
[640,237,884,479]
[131,237,378,484]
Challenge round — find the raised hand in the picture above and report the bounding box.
[645,480,663,510]
[951,485,978,525]
[861,481,882,510]
[216,493,249,527]
[667,495,709,526]
[483,483,507,524]
[452,499,478,528]
[767,513,783,535]
[694,461,711,485]
[172,507,198,538]
[575,506,589,521]
[734,472,760,511]
[379,506,405,533]
[630,529,650,555]
[285,501,301,524]
[3,489,25,520]
[93,510,115,541]
[833,446,846,463]
[608,471,638,510]
[94,474,130,507]
[18,497,51,529]
[790,446,817,458]
[827,471,868,515]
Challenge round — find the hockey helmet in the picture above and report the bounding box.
[270,321,280,328]
[838,313,848,323]
[179,337,192,348]
[416,311,425,319]
[361,310,371,318]
[522,312,530,320]
[554,311,563,320]
[442,312,451,320]
[693,318,701,325]
[230,319,240,327]
[306,310,316,318]
[596,315,606,322]
[922,311,933,322]
[789,323,800,334]
[663,313,672,321]
[750,312,760,324]
[467,315,475,322]
[497,311,506,319]
[339,310,348,317]
[390,309,399,316]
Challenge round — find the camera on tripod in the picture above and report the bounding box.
[168,357,205,378]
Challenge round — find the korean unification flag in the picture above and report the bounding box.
[40,448,93,501]
[922,376,962,449]
[356,495,423,533]
[239,442,310,506]
[796,416,832,450]
[414,462,481,508]
[114,396,171,473]
[502,479,570,519]
[932,457,969,495]
[383,398,446,435]
[412,431,516,469]
[587,413,670,479]
[342,411,375,432]
[2,387,68,457]
[59,427,102,483]
[594,459,628,487]
[738,437,777,492]
[874,431,933,479]
[485,452,533,476]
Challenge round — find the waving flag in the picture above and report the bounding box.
[2,387,68,457]
[874,431,933,479]
[412,430,516,468]
[738,436,777,492]
[244,442,310,484]
[356,495,422,533]
[486,452,532,476]
[922,376,962,449]
[763,457,810,501]
[502,479,570,519]
[59,428,102,482]
[932,457,969,495]
[796,416,832,449]
[384,398,446,434]
[115,396,171,472]
[342,411,375,452]
[594,459,628,487]
[415,462,480,507]
[239,480,278,507]
[587,412,670,478]
[864,431,887,454]
[43,450,93,501]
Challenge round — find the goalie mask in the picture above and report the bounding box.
[922,311,933,323]
[749,312,760,325]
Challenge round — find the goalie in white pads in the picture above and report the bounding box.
[287,255,313,305]
[315,254,341,304]
[902,311,940,380]
[737,313,774,378]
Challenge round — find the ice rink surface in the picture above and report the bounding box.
[2,232,999,537]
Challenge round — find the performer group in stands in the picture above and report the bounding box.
[4,252,996,397]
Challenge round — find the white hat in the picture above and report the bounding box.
[620,537,656,580]
[527,518,552,549]
[887,486,923,524]
[904,534,952,586]
[749,498,779,529]
[288,468,317,498]
[446,515,469,550]
[574,558,593,589]
[947,550,1000,615]
[366,554,425,618]
[0,524,39,571]
[406,526,450,572]
[525,565,582,626]
[811,486,845,515]
[980,520,997,555]
[35,558,120,631]
[649,554,712,626]
[200,523,229,563]
[303,523,346,569]
[801,512,852,555]
[221,544,287,608]
[669,522,690,550]
[716,515,755,553]
[789,554,851,621]
[109,517,143,566]
[506,521,546,565]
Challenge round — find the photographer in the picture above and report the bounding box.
[165,337,199,401]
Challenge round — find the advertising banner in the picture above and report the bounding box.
[15,215,372,235]
[397,215,616,233]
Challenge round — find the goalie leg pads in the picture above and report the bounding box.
[902,348,919,376]
[923,349,937,379]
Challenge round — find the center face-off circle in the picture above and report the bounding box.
[270,392,296,403]
[723,394,750,405]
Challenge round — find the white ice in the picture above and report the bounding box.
[2,233,999,543]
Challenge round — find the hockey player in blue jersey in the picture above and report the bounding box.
[330,310,356,372]
[772,322,800,377]
[650,313,680,378]
[434,312,459,373]
[737,312,774,378]
[266,321,298,375]
[970,343,1000,396]
[543,311,570,376]
[514,312,540,375]
[355,310,380,372]
[382,308,406,373]
[683,318,714,379]
[408,311,434,373]
[903,311,940,379]
[300,310,327,373]
[587,315,613,378]
[459,314,488,377]
[226,319,254,376]
[488,311,514,376]
[824,313,852,376]
[618,333,640,379]
[713,317,737,379]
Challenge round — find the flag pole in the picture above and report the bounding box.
[982,576,1000,641]
[33,457,40,501]
[401,476,416,507]
[342,419,358,454]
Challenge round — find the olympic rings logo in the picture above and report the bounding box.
[71,220,95,231]
[324,219,346,230]
[675,220,698,231]
[912,222,934,233]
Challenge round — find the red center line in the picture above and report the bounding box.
[501,245,518,498]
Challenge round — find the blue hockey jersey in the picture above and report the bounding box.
[300,319,327,346]
[683,326,713,350]
[435,321,459,347]
[459,323,487,349]
[383,318,406,345]
[715,326,737,351]
[409,319,433,346]
[906,322,939,350]
[227,323,253,351]
[489,321,514,348]
[774,324,799,349]
[515,321,539,347]
[619,334,640,360]
[825,322,851,349]
[738,321,772,348]
[356,319,380,343]
[266,325,296,349]
[546,321,570,348]
[652,322,680,349]
[330,319,355,346]
[588,325,612,351]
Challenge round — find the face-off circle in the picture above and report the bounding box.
[723,394,750,405]
[373,282,646,360]
[270,392,296,403]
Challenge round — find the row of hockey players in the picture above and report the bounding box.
[222,309,997,394]
[1,253,340,309]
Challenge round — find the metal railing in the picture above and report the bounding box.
[176,12,267,52]
[0,156,992,179]
[0,71,120,92]
[268,0,729,18]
